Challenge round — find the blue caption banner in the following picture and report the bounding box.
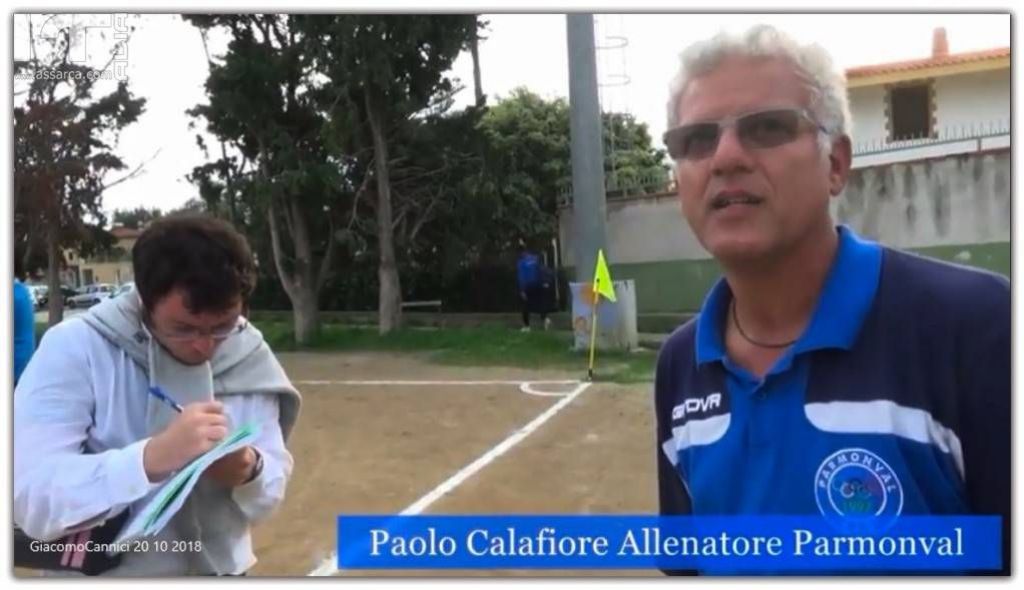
[337,515,1001,573]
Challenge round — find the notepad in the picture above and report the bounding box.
[113,423,261,546]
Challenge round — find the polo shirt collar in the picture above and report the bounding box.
[694,225,882,366]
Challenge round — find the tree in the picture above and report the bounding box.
[382,106,488,298]
[112,205,162,229]
[169,197,208,216]
[475,88,571,256]
[364,89,667,312]
[308,15,479,334]
[602,111,670,196]
[316,87,669,313]
[185,14,348,345]
[14,14,146,325]
[475,88,668,246]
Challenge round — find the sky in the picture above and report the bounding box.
[11,12,1012,220]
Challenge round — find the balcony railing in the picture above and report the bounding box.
[851,120,1010,157]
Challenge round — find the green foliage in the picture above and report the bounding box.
[184,16,668,318]
[602,111,670,195]
[112,206,162,229]
[186,15,481,333]
[476,88,571,251]
[185,15,346,308]
[471,87,669,250]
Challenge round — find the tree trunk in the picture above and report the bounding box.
[470,26,484,107]
[364,89,402,334]
[291,288,319,346]
[45,222,63,327]
[20,239,34,280]
[267,195,321,346]
[287,195,320,345]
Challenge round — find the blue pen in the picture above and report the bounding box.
[148,386,184,413]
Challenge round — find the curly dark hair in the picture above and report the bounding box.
[132,214,256,314]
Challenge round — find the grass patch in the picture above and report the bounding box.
[256,322,656,384]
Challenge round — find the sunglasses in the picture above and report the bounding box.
[663,108,828,161]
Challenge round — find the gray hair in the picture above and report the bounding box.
[666,24,852,152]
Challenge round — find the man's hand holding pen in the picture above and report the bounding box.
[142,401,228,483]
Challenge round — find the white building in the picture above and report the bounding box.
[846,28,1009,168]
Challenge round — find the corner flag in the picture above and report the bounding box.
[587,249,615,382]
[592,249,617,303]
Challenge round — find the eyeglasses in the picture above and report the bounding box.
[663,108,828,161]
[149,318,247,342]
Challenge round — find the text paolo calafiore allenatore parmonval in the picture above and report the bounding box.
[368,526,965,558]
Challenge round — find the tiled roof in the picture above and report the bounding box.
[846,47,1009,79]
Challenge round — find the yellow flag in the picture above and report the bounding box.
[592,249,617,302]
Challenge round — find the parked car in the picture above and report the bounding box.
[109,281,135,299]
[36,286,72,309]
[35,285,76,309]
[58,286,78,305]
[67,284,115,309]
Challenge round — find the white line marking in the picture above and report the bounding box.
[295,379,580,386]
[519,381,577,397]
[307,380,593,577]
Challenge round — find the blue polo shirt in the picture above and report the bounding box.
[655,226,1009,574]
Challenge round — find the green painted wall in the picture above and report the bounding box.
[569,241,1009,314]
[610,258,723,314]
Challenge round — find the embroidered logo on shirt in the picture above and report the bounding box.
[814,447,904,531]
[671,392,723,422]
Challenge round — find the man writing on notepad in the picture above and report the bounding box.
[14,215,301,576]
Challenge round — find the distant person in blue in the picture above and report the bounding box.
[656,25,1009,575]
[516,244,551,332]
[13,276,36,385]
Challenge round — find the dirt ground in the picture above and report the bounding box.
[247,351,660,577]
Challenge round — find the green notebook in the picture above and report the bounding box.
[114,422,260,545]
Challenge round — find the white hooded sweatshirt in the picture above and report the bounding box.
[14,292,301,575]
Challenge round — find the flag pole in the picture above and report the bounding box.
[588,279,600,381]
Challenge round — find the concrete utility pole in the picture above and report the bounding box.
[566,14,608,283]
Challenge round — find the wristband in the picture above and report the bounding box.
[243,447,264,484]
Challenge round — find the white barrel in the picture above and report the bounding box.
[569,279,638,352]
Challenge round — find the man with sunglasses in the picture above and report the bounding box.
[14,214,301,576]
[655,26,1009,575]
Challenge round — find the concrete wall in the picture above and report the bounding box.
[558,148,1010,313]
[559,191,708,267]
[835,150,1010,249]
